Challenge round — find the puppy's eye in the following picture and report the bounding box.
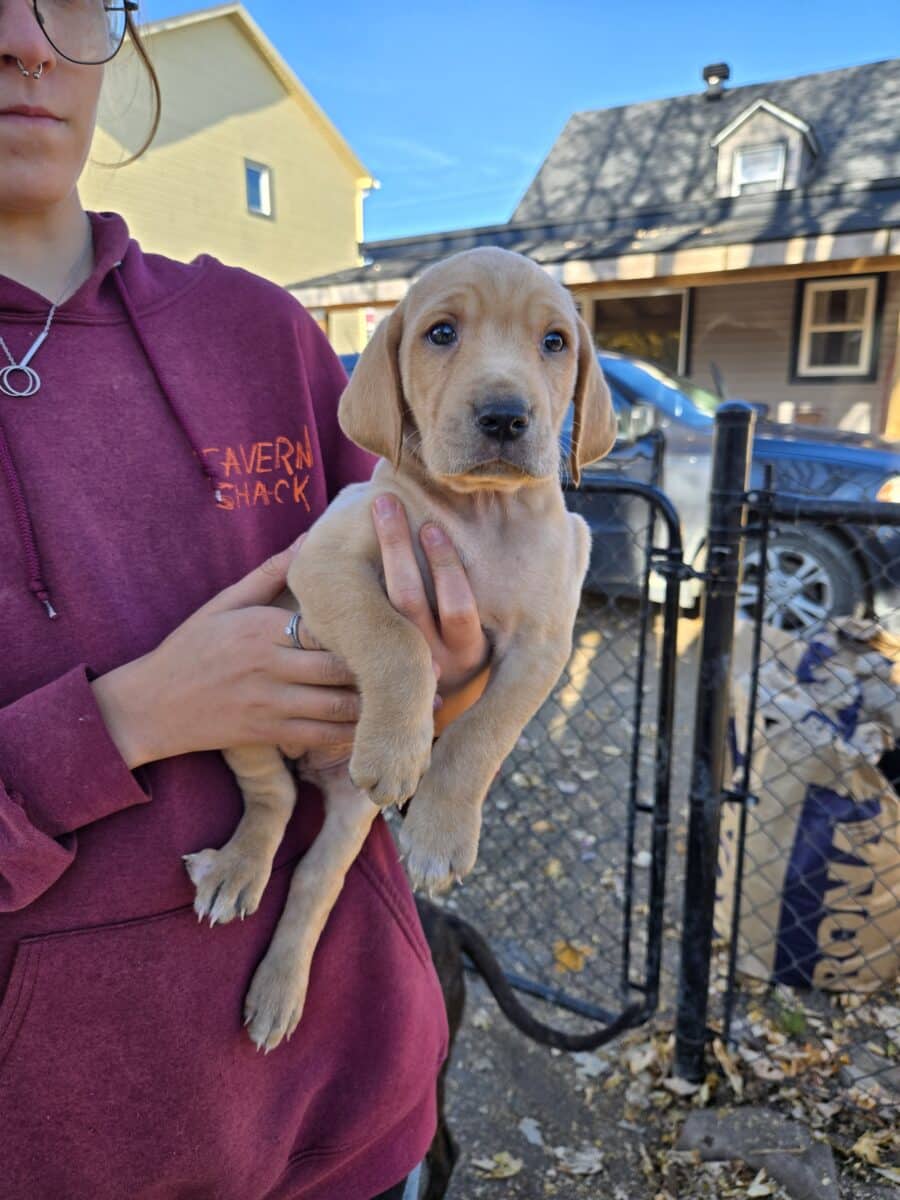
[426,322,457,347]
[543,331,566,353]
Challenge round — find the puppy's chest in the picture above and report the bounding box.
[425,519,555,645]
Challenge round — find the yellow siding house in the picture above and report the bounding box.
[80,3,373,353]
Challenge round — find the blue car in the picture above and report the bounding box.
[576,354,900,632]
[339,352,900,632]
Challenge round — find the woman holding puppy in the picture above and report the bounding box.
[0,4,487,1197]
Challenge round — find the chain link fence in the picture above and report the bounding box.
[712,503,900,1116]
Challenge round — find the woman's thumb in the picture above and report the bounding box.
[206,534,305,612]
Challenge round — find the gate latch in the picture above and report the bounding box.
[721,788,759,808]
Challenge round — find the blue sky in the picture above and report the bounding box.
[142,0,898,242]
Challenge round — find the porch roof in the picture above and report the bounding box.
[290,180,900,308]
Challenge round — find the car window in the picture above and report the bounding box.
[625,359,720,416]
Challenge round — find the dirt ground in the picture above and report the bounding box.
[439,979,898,1200]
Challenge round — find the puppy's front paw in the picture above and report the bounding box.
[183,845,271,926]
[349,713,433,807]
[243,948,311,1053]
[399,793,480,894]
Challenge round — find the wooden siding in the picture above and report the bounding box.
[689,272,900,432]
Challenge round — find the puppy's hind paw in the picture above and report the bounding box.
[243,951,310,1053]
[183,846,270,927]
[398,819,477,896]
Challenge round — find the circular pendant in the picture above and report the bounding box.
[0,364,41,398]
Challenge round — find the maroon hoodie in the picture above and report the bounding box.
[0,213,446,1199]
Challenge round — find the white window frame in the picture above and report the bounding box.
[731,143,786,197]
[797,276,878,378]
[245,159,273,218]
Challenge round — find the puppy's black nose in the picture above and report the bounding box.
[475,400,530,442]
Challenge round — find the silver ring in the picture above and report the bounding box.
[285,612,304,650]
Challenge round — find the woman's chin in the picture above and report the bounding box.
[0,169,81,217]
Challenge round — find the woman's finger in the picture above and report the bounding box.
[420,522,484,653]
[272,646,358,688]
[280,612,323,652]
[372,495,438,640]
[277,720,356,761]
[272,683,360,724]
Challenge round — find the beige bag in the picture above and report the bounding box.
[716,621,900,992]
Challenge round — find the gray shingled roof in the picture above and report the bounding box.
[290,59,900,293]
[513,59,900,223]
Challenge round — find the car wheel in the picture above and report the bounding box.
[737,528,864,634]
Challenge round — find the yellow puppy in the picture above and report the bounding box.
[185,247,616,1051]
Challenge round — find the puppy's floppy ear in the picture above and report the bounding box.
[338,303,405,466]
[569,316,617,486]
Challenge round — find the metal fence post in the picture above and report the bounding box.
[674,402,755,1081]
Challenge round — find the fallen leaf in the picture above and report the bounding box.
[852,1132,882,1166]
[553,1145,605,1176]
[545,859,563,880]
[553,939,592,973]
[874,1166,900,1184]
[746,1169,776,1197]
[518,1117,544,1146]
[571,1050,610,1080]
[662,1075,700,1096]
[712,1038,744,1099]
[874,1004,900,1032]
[472,1152,523,1179]
[627,1042,658,1075]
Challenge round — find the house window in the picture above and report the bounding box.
[593,291,690,375]
[732,144,785,196]
[796,277,879,378]
[245,160,273,217]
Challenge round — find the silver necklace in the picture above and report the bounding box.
[0,306,57,397]
[0,238,92,399]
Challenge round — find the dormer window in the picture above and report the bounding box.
[732,143,785,196]
[712,99,818,199]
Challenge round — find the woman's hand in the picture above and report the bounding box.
[371,495,491,729]
[94,500,490,770]
[93,541,362,769]
[371,495,489,693]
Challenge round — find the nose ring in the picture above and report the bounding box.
[16,59,44,79]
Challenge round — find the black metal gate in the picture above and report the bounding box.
[675,404,900,1096]
[443,475,686,1041]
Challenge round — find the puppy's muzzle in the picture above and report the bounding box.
[475,398,530,443]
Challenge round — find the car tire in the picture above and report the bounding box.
[738,527,864,634]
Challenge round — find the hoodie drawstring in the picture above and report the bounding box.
[0,424,57,618]
[0,264,224,619]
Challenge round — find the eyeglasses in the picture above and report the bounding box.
[31,0,138,66]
